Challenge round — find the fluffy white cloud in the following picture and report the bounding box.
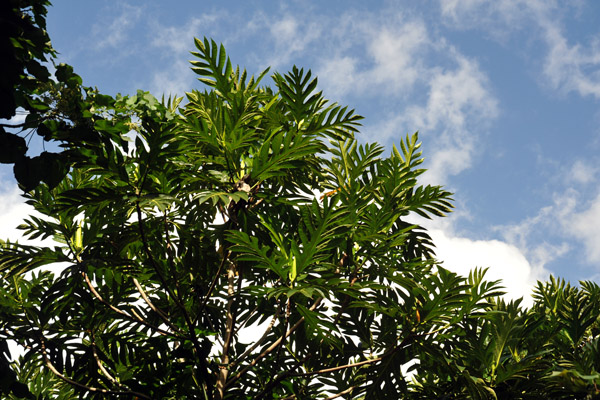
[429,227,546,306]
[0,185,48,247]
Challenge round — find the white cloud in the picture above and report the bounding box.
[440,0,547,33]
[563,192,600,263]
[316,17,429,98]
[92,3,143,50]
[151,15,220,54]
[542,28,600,98]
[307,10,498,186]
[316,56,359,98]
[411,211,548,306]
[493,186,600,273]
[264,14,324,68]
[363,21,429,93]
[150,58,194,97]
[148,15,223,97]
[372,52,498,185]
[429,228,546,307]
[569,159,599,185]
[0,185,46,246]
[439,0,600,99]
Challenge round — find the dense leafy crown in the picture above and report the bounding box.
[2,32,600,400]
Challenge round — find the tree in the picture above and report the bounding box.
[0,37,460,399]
[3,31,600,400]
[1,0,109,192]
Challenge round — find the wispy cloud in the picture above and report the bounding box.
[439,0,600,99]
[263,14,325,69]
[315,16,429,98]
[367,50,498,185]
[541,25,600,98]
[493,184,600,274]
[92,3,143,50]
[569,159,599,185]
[147,13,228,97]
[562,191,600,264]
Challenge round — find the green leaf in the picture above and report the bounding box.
[0,130,27,164]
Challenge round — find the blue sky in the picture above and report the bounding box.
[2,0,600,302]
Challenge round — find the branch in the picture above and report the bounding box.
[0,122,26,128]
[215,262,237,400]
[91,332,119,385]
[332,252,361,326]
[229,312,278,370]
[294,355,384,377]
[257,334,414,398]
[163,214,184,309]
[135,204,203,346]
[132,277,182,335]
[197,248,229,317]
[323,385,359,400]
[225,297,323,388]
[39,336,151,399]
[82,271,180,338]
[135,203,183,311]
[293,333,414,379]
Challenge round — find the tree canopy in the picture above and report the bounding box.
[2,4,600,400]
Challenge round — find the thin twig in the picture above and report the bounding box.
[91,332,119,385]
[323,385,359,400]
[82,271,178,338]
[39,336,152,399]
[197,248,229,317]
[293,355,383,377]
[226,297,323,388]
[0,122,26,128]
[163,214,183,308]
[229,312,278,370]
[132,277,182,334]
[232,304,259,337]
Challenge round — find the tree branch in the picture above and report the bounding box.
[39,336,152,399]
[323,385,359,400]
[82,271,180,338]
[91,332,119,385]
[0,122,26,128]
[225,297,323,389]
[215,262,237,400]
[197,247,229,317]
[294,355,384,377]
[132,277,182,335]
[229,312,278,370]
